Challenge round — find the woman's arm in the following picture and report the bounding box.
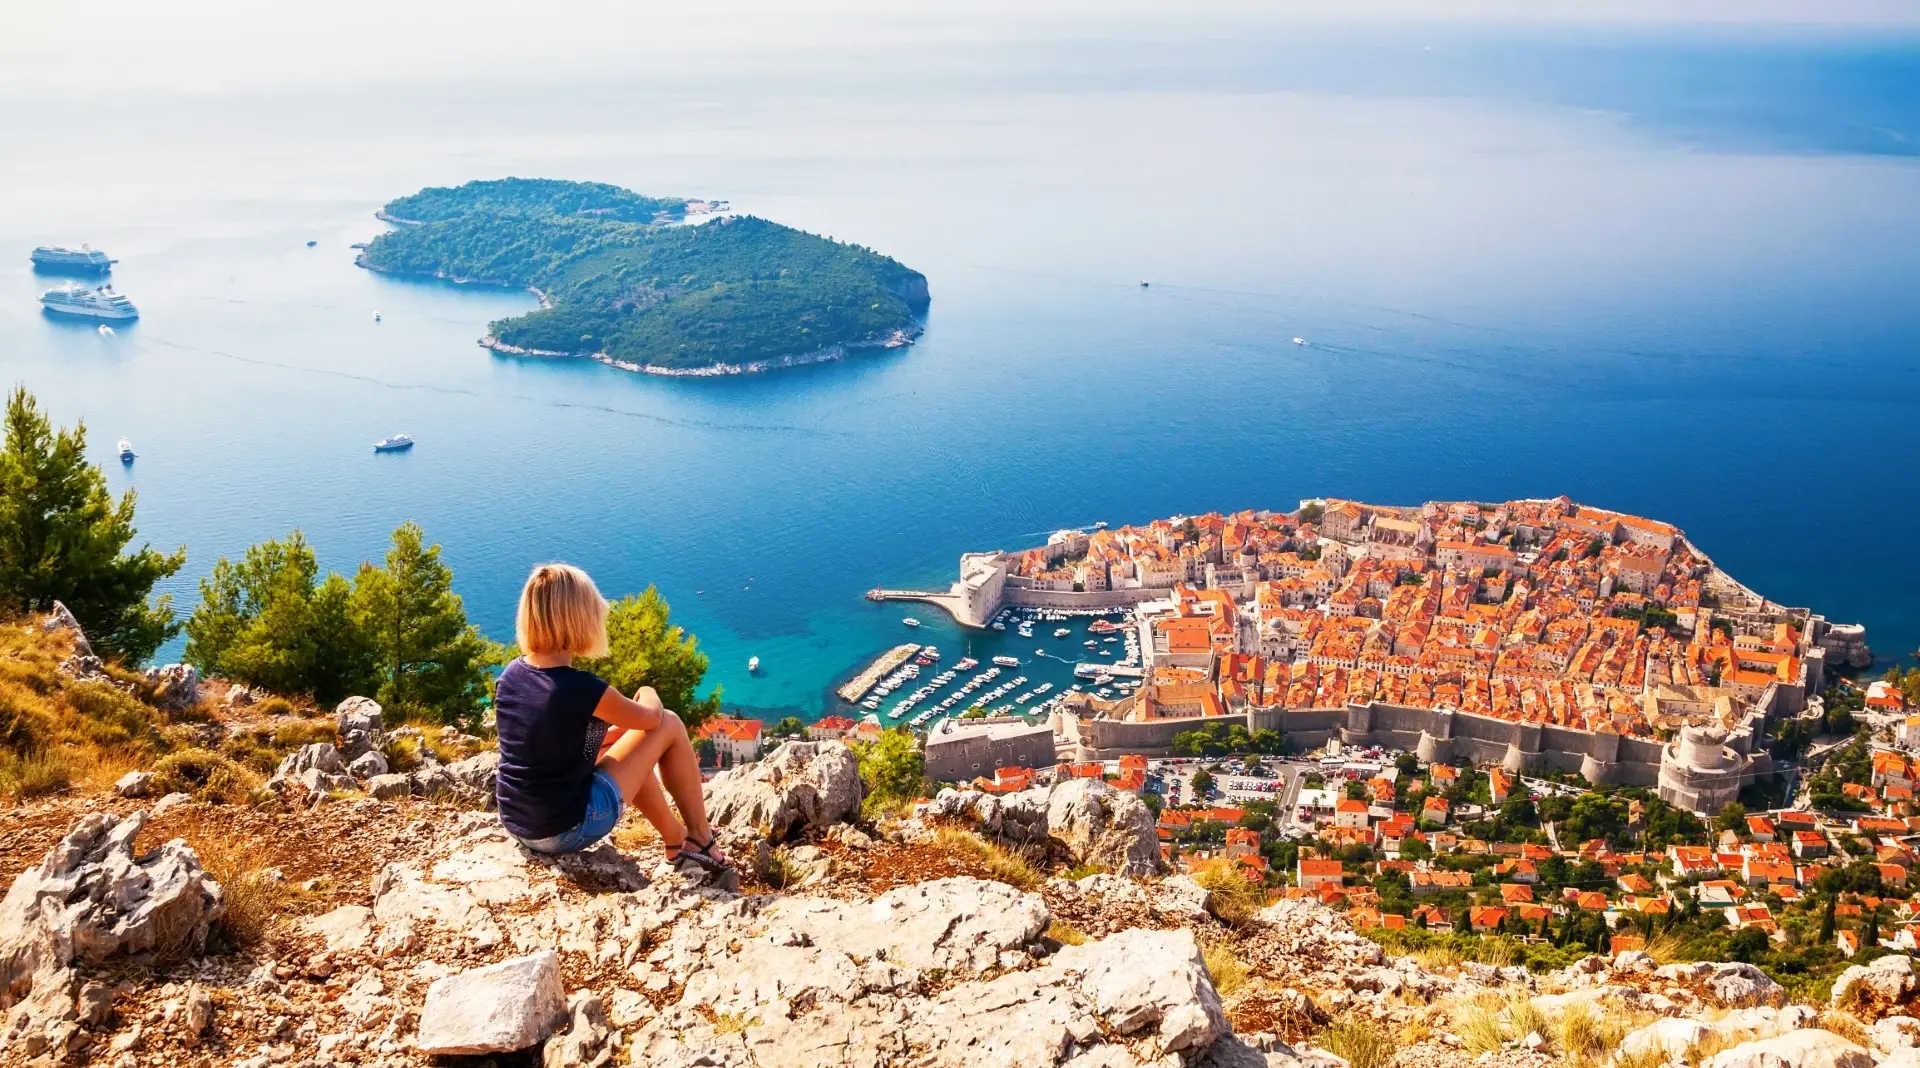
[592,684,670,732]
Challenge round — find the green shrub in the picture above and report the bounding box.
[151,747,262,805]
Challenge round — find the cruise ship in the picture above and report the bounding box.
[39,285,138,321]
[31,245,114,273]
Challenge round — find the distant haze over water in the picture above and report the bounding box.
[2,13,1916,717]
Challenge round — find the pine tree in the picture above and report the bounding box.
[1818,892,1838,945]
[0,387,183,662]
[350,522,496,726]
[185,532,378,702]
[1862,905,1880,954]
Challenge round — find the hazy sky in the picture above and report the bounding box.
[6,0,1917,92]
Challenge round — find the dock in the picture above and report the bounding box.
[836,643,921,704]
[866,587,976,626]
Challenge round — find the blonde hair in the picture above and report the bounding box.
[516,563,609,658]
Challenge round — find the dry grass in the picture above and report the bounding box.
[1187,857,1265,924]
[1317,1013,1395,1068]
[1047,920,1087,946]
[1454,993,1508,1055]
[765,848,805,890]
[1474,937,1519,969]
[711,1011,755,1035]
[190,835,293,947]
[1552,1002,1637,1067]
[0,621,174,798]
[1817,1011,1871,1048]
[928,826,1041,891]
[150,747,263,805]
[1203,941,1251,996]
[1643,931,1683,965]
[1413,943,1464,972]
[1682,1028,1739,1066]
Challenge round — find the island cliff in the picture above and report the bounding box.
[357,178,930,376]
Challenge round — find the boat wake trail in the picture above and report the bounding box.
[138,335,844,437]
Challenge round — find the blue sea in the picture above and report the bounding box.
[2,16,1917,719]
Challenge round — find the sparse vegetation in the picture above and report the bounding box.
[1187,857,1264,924]
[1317,1013,1394,1068]
[0,621,175,799]
[1046,920,1087,946]
[1202,940,1251,995]
[928,826,1040,890]
[191,835,292,947]
[150,747,262,804]
[855,726,927,818]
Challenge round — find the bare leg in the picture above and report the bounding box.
[622,762,682,847]
[596,710,723,860]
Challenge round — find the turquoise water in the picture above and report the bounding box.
[1,20,1917,719]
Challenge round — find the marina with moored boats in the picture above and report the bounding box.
[833,605,1141,737]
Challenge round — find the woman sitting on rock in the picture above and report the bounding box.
[493,562,731,875]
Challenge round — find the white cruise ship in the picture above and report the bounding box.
[39,285,138,321]
[31,245,114,272]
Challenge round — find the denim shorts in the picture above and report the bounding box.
[517,770,623,854]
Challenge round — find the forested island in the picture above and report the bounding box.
[358,178,931,375]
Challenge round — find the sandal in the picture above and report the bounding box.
[670,829,734,875]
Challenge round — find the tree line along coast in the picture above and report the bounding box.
[356,177,931,376]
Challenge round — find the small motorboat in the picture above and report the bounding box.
[748,656,760,673]
[306,240,318,247]
[117,439,134,463]
[373,311,382,322]
[97,325,114,336]
[1293,337,1307,345]
[373,434,414,452]
[1138,280,1150,288]
[902,617,921,628]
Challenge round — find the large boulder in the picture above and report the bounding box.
[1709,961,1785,1008]
[416,950,567,1055]
[142,663,201,712]
[1833,954,1917,1017]
[1053,928,1227,1051]
[1621,1017,1715,1061]
[763,877,1048,977]
[448,752,501,810]
[336,696,384,738]
[269,741,356,796]
[704,741,864,841]
[0,812,225,1052]
[1703,1028,1875,1068]
[1046,778,1166,877]
[934,779,1166,876]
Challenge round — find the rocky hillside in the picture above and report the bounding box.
[1,611,1917,1068]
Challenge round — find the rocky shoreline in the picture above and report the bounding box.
[478,325,921,377]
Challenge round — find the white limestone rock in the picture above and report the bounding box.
[347,750,390,780]
[1833,954,1916,1015]
[1621,1017,1714,1060]
[543,991,613,1068]
[142,663,200,712]
[762,876,1047,977]
[1053,928,1227,1051]
[303,905,375,954]
[1708,961,1785,1007]
[1702,1028,1874,1068]
[703,741,864,841]
[113,770,153,798]
[0,812,224,1050]
[415,950,566,1055]
[1046,778,1167,877]
[151,791,193,817]
[366,773,412,800]
[335,695,383,738]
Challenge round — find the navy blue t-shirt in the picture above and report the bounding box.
[493,659,612,840]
